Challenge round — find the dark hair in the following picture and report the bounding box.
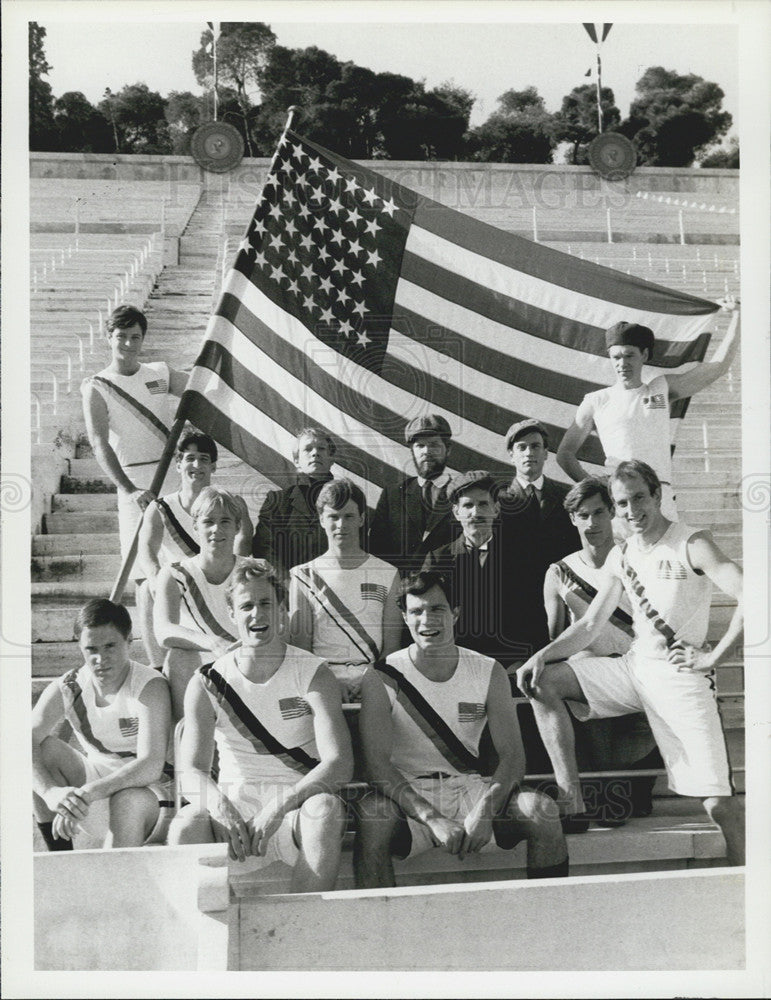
[176,431,218,463]
[293,427,336,463]
[74,598,132,640]
[397,570,454,612]
[316,477,366,516]
[611,460,661,497]
[225,557,287,608]
[563,476,614,515]
[106,304,147,336]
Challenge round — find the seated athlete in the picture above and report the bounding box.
[545,476,658,831]
[137,431,253,668]
[354,571,568,888]
[32,599,172,850]
[168,559,353,892]
[516,460,745,865]
[154,486,243,722]
[289,478,402,701]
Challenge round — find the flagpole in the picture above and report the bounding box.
[109,414,187,603]
[596,48,603,133]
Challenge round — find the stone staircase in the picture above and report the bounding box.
[29,176,745,863]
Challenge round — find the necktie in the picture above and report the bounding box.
[422,480,434,518]
[526,483,540,509]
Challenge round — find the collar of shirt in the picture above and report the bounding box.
[416,470,452,491]
[516,474,545,493]
[464,534,493,552]
[297,472,334,488]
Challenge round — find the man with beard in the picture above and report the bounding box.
[369,415,458,577]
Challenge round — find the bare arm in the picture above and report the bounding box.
[556,400,596,483]
[137,502,164,587]
[168,368,190,397]
[668,531,743,672]
[358,668,466,854]
[153,565,233,655]
[544,564,569,640]
[517,570,625,694]
[287,571,314,653]
[667,298,740,402]
[78,677,171,802]
[460,663,525,855]
[380,571,403,658]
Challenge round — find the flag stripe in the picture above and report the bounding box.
[156,498,199,557]
[401,230,717,354]
[412,199,719,322]
[91,376,171,442]
[293,564,380,662]
[173,563,236,641]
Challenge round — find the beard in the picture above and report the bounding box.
[415,457,445,480]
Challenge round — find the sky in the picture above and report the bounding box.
[38,12,740,135]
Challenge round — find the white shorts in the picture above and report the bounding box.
[117,465,173,580]
[74,755,174,847]
[401,774,507,860]
[566,650,732,798]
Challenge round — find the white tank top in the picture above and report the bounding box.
[60,660,167,771]
[198,646,323,793]
[170,556,238,646]
[289,554,398,664]
[82,361,172,475]
[154,492,198,563]
[607,522,713,659]
[376,646,494,780]
[549,550,633,657]
[579,375,673,484]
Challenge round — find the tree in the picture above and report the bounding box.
[699,135,739,169]
[553,83,621,164]
[467,87,556,164]
[193,22,276,155]
[165,90,210,154]
[98,83,172,154]
[54,91,113,153]
[29,22,57,150]
[619,67,732,167]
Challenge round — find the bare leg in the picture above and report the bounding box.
[503,788,568,872]
[108,786,160,848]
[167,804,217,845]
[291,793,347,893]
[137,581,165,670]
[33,737,88,821]
[529,661,589,815]
[163,648,202,724]
[353,791,403,889]
[703,795,745,866]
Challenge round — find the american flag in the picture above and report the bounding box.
[278,696,312,720]
[457,702,486,723]
[118,716,139,738]
[178,128,718,511]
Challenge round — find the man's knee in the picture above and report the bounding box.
[703,795,742,826]
[302,791,346,831]
[167,804,213,845]
[533,662,583,706]
[510,788,562,832]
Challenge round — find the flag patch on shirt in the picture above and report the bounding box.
[145,378,168,395]
[643,393,667,409]
[458,702,485,723]
[279,697,312,719]
[118,717,139,737]
[656,559,688,580]
[361,582,388,603]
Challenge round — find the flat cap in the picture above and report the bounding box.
[448,470,497,503]
[505,418,549,451]
[404,414,452,445]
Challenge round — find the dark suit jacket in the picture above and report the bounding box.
[369,476,458,577]
[500,476,579,573]
[252,477,328,577]
[423,525,549,670]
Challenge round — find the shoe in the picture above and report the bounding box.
[595,818,627,828]
[560,813,590,834]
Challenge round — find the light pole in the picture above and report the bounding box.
[104,87,120,153]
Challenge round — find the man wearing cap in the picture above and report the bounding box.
[500,418,578,571]
[556,297,740,519]
[369,415,458,577]
[423,471,548,678]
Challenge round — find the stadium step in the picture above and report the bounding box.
[44,511,119,534]
[31,553,121,582]
[32,533,122,556]
[51,493,117,512]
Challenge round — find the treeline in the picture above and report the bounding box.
[29,22,738,168]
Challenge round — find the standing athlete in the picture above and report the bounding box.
[556,297,740,519]
[516,460,744,864]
